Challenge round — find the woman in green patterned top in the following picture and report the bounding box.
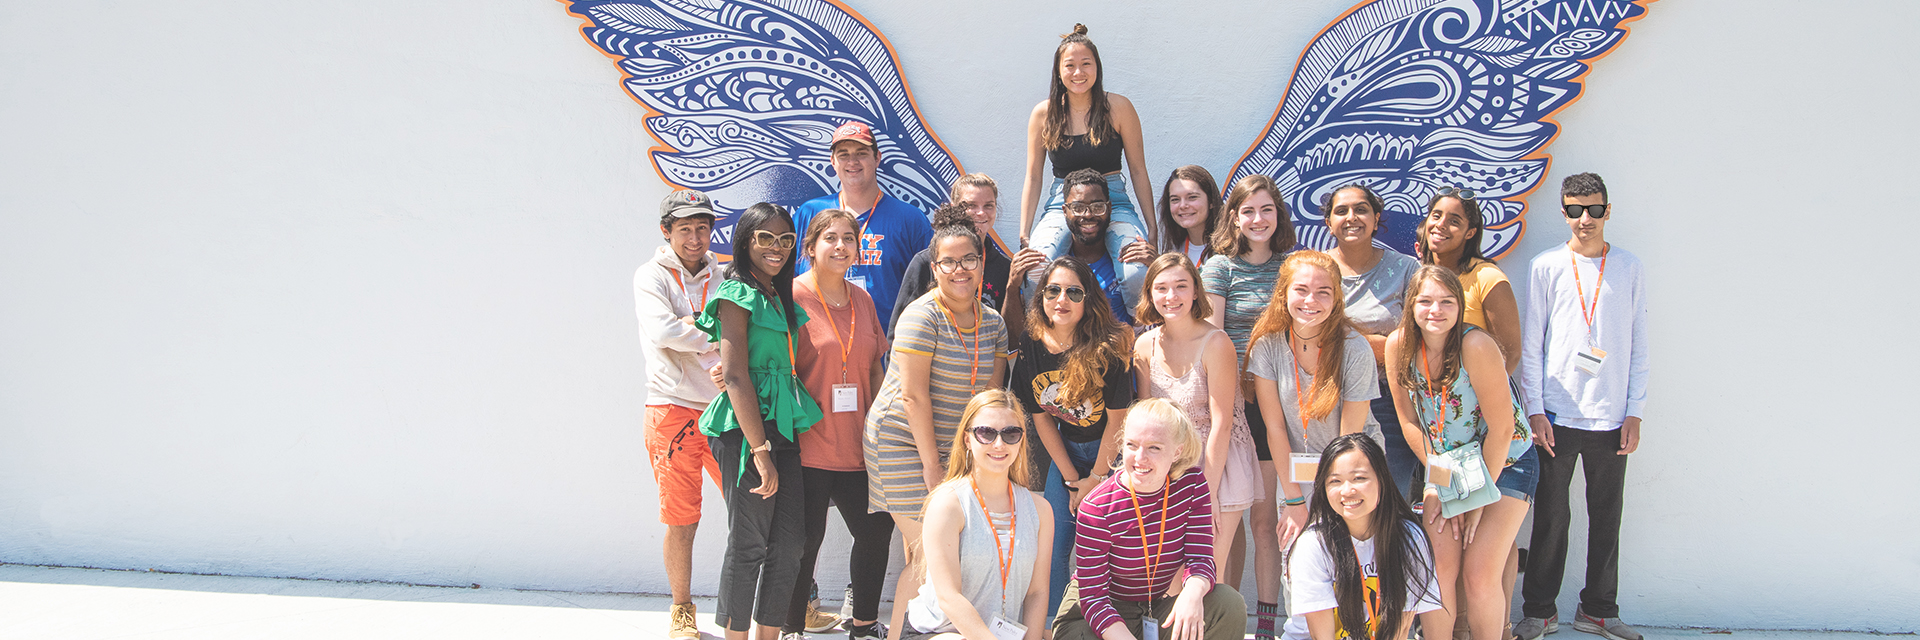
[1384,265,1535,640]
[697,202,824,639]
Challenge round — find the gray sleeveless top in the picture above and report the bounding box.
[905,486,1041,631]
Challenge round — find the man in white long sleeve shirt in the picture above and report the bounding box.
[636,189,725,640]
[1514,173,1649,640]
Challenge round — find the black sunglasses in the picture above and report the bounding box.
[1563,203,1609,219]
[971,426,1026,446]
[1042,284,1087,303]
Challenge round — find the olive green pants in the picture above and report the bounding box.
[1053,580,1246,640]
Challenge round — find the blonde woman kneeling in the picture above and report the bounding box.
[902,389,1054,640]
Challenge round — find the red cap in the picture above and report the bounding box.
[830,120,876,151]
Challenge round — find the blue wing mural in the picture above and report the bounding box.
[1229,0,1653,258]
[562,0,964,253]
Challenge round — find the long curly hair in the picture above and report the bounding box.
[1026,257,1129,411]
[1246,250,1355,421]
[1389,265,1468,393]
[1040,24,1117,151]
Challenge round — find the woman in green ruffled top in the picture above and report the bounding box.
[696,202,824,639]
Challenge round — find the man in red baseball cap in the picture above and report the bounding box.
[792,120,933,335]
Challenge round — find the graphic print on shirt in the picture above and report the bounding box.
[1332,558,1383,640]
[861,232,885,266]
[1028,369,1103,429]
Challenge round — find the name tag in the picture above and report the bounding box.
[832,383,860,413]
[1289,452,1321,484]
[1572,346,1607,377]
[1140,616,1161,640]
[846,275,868,291]
[989,615,1028,640]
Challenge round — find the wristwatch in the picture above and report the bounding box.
[750,441,773,455]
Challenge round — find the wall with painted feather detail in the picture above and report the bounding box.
[0,0,1913,631]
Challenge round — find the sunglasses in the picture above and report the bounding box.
[971,425,1026,446]
[1563,203,1609,219]
[751,230,797,250]
[1438,187,1477,201]
[1042,284,1087,303]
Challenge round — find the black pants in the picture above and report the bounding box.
[712,429,806,632]
[783,467,896,632]
[1522,423,1628,619]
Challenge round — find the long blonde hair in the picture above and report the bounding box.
[1246,250,1356,421]
[941,389,1032,487]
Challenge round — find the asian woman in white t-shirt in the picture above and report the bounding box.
[1283,433,1440,640]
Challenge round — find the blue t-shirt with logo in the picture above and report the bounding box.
[1088,256,1134,326]
[794,192,933,331]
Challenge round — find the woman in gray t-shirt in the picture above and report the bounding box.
[1245,250,1382,546]
[1321,185,1421,501]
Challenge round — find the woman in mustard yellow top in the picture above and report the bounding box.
[1417,189,1521,373]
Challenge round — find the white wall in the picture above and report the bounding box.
[0,0,1913,631]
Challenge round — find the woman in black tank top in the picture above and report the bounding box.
[1015,24,1158,317]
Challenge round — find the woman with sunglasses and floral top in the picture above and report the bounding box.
[696,202,824,639]
[901,389,1054,640]
[1010,256,1134,624]
[1417,189,1520,373]
[867,215,1011,639]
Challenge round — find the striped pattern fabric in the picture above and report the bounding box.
[1072,469,1216,634]
[863,291,1008,515]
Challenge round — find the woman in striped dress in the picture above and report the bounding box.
[866,214,1010,639]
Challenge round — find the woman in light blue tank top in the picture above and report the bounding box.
[903,389,1055,640]
[1383,265,1537,640]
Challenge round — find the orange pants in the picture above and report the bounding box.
[645,404,723,525]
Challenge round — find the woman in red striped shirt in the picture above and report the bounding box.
[1051,399,1246,640]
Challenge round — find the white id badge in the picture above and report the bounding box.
[1141,617,1161,640]
[846,275,868,291]
[1572,346,1607,377]
[989,615,1028,640]
[1289,452,1321,484]
[832,383,860,413]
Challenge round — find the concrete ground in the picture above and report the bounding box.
[0,564,1894,640]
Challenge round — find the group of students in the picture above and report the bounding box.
[634,23,1649,640]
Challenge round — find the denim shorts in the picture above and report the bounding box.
[1495,446,1540,502]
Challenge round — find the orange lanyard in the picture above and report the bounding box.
[1125,478,1172,590]
[671,268,708,314]
[841,196,879,265]
[1290,331,1314,436]
[1418,340,1446,441]
[969,476,1017,609]
[804,280,857,383]
[1568,244,1608,337]
[935,295,984,389]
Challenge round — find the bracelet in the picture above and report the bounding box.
[1282,495,1306,506]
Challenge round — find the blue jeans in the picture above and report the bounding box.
[1496,446,1541,502]
[1028,174,1147,311]
[1371,392,1423,504]
[1042,437,1104,627]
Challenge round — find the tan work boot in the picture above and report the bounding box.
[670,601,700,640]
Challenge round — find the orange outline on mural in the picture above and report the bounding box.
[555,0,1015,256]
[1227,0,1658,259]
